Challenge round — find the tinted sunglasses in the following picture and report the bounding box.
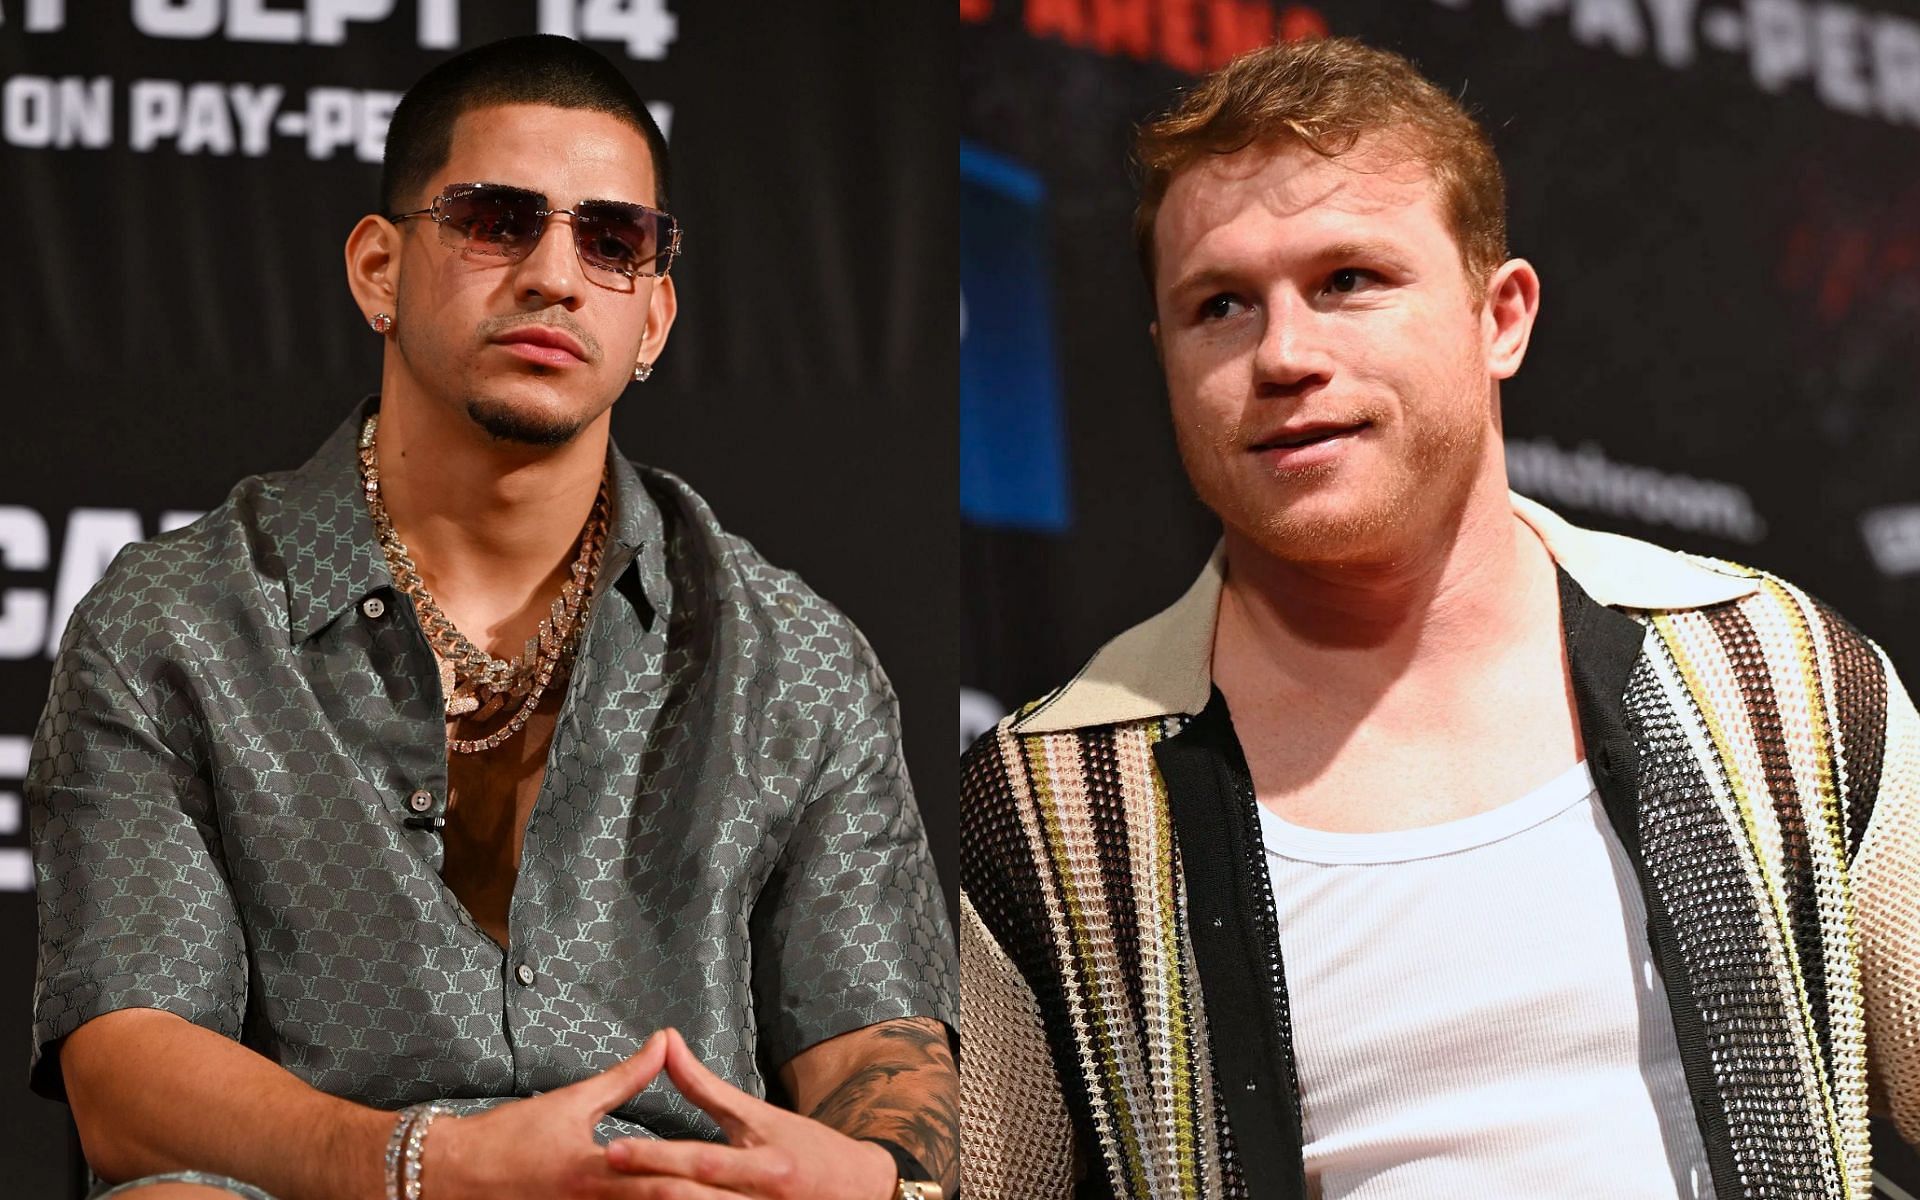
[389,182,682,289]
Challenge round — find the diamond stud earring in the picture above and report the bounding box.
[369,312,394,334]
[633,360,653,382]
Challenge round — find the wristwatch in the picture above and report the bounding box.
[895,1182,944,1200]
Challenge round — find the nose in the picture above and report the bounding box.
[1251,292,1331,399]
[511,213,584,310]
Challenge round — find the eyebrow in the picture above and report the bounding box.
[1165,238,1417,298]
[1165,265,1241,299]
[1315,240,1417,274]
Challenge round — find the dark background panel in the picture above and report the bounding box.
[1,4,955,1196]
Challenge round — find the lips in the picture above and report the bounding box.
[1250,420,1370,451]
[492,325,588,363]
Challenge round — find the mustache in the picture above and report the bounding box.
[478,313,601,362]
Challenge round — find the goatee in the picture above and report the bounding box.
[464,397,584,447]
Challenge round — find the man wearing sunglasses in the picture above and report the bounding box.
[28,35,955,1200]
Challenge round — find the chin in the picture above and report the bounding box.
[1204,470,1413,566]
[1245,500,1404,565]
[462,384,602,448]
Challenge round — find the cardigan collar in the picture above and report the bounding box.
[1012,492,1761,735]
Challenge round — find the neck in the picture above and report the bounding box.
[1216,473,1554,690]
[370,389,610,620]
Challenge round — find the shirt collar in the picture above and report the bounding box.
[1012,491,1762,735]
[603,449,671,629]
[267,397,670,643]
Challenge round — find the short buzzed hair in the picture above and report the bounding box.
[381,34,670,215]
[1133,37,1507,298]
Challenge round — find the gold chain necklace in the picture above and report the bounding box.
[357,412,608,754]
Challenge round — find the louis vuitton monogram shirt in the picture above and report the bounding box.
[29,398,956,1157]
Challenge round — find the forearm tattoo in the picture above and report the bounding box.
[808,1017,959,1192]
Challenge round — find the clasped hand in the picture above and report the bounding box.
[424,1028,899,1200]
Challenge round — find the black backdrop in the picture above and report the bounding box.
[0,4,956,1195]
[961,0,1920,1191]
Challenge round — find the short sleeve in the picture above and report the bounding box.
[748,626,957,1068]
[960,889,1076,1198]
[28,618,248,1099]
[1859,650,1920,1146]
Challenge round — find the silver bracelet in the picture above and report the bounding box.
[400,1103,452,1200]
[384,1104,430,1200]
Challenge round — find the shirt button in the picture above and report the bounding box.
[361,596,386,619]
[407,789,434,813]
[515,963,536,987]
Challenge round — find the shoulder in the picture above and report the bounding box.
[69,471,288,662]
[634,462,893,707]
[959,707,1182,951]
[1647,561,1901,737]
[1622,547,1891,684]
[1521,492,1894,696]
[960,705,1182,822]
[1565,517,1905,808]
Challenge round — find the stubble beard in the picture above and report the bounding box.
[1178,404,1487,568]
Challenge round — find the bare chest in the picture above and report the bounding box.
[438,689,562,946]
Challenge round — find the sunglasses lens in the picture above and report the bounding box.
[575,203,672,281]
[437,186,540,255]
[423,186,677,285]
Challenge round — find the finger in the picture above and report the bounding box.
[662,1028,759,1133]
[606,1137,796,1193]
[570,1029,669,1116]
[615,1176,752,1200]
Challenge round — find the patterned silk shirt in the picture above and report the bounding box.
[28,398,956,1152]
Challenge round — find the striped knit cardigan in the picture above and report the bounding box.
[959,496,1920,1200]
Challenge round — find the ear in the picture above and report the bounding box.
[637,274,679,365]
[1482,257,1540,381]
[344,215,402,325]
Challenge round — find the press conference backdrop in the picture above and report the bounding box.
[0,4,956,1193]
[961,0,1920,1190]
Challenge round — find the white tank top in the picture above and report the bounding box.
[1259,761,1715,1199]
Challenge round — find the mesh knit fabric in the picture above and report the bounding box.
[960,569,1918,1200]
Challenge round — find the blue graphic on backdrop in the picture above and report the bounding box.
[961,141,1071,532]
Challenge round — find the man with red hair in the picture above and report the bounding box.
[962,36,1917,1200]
